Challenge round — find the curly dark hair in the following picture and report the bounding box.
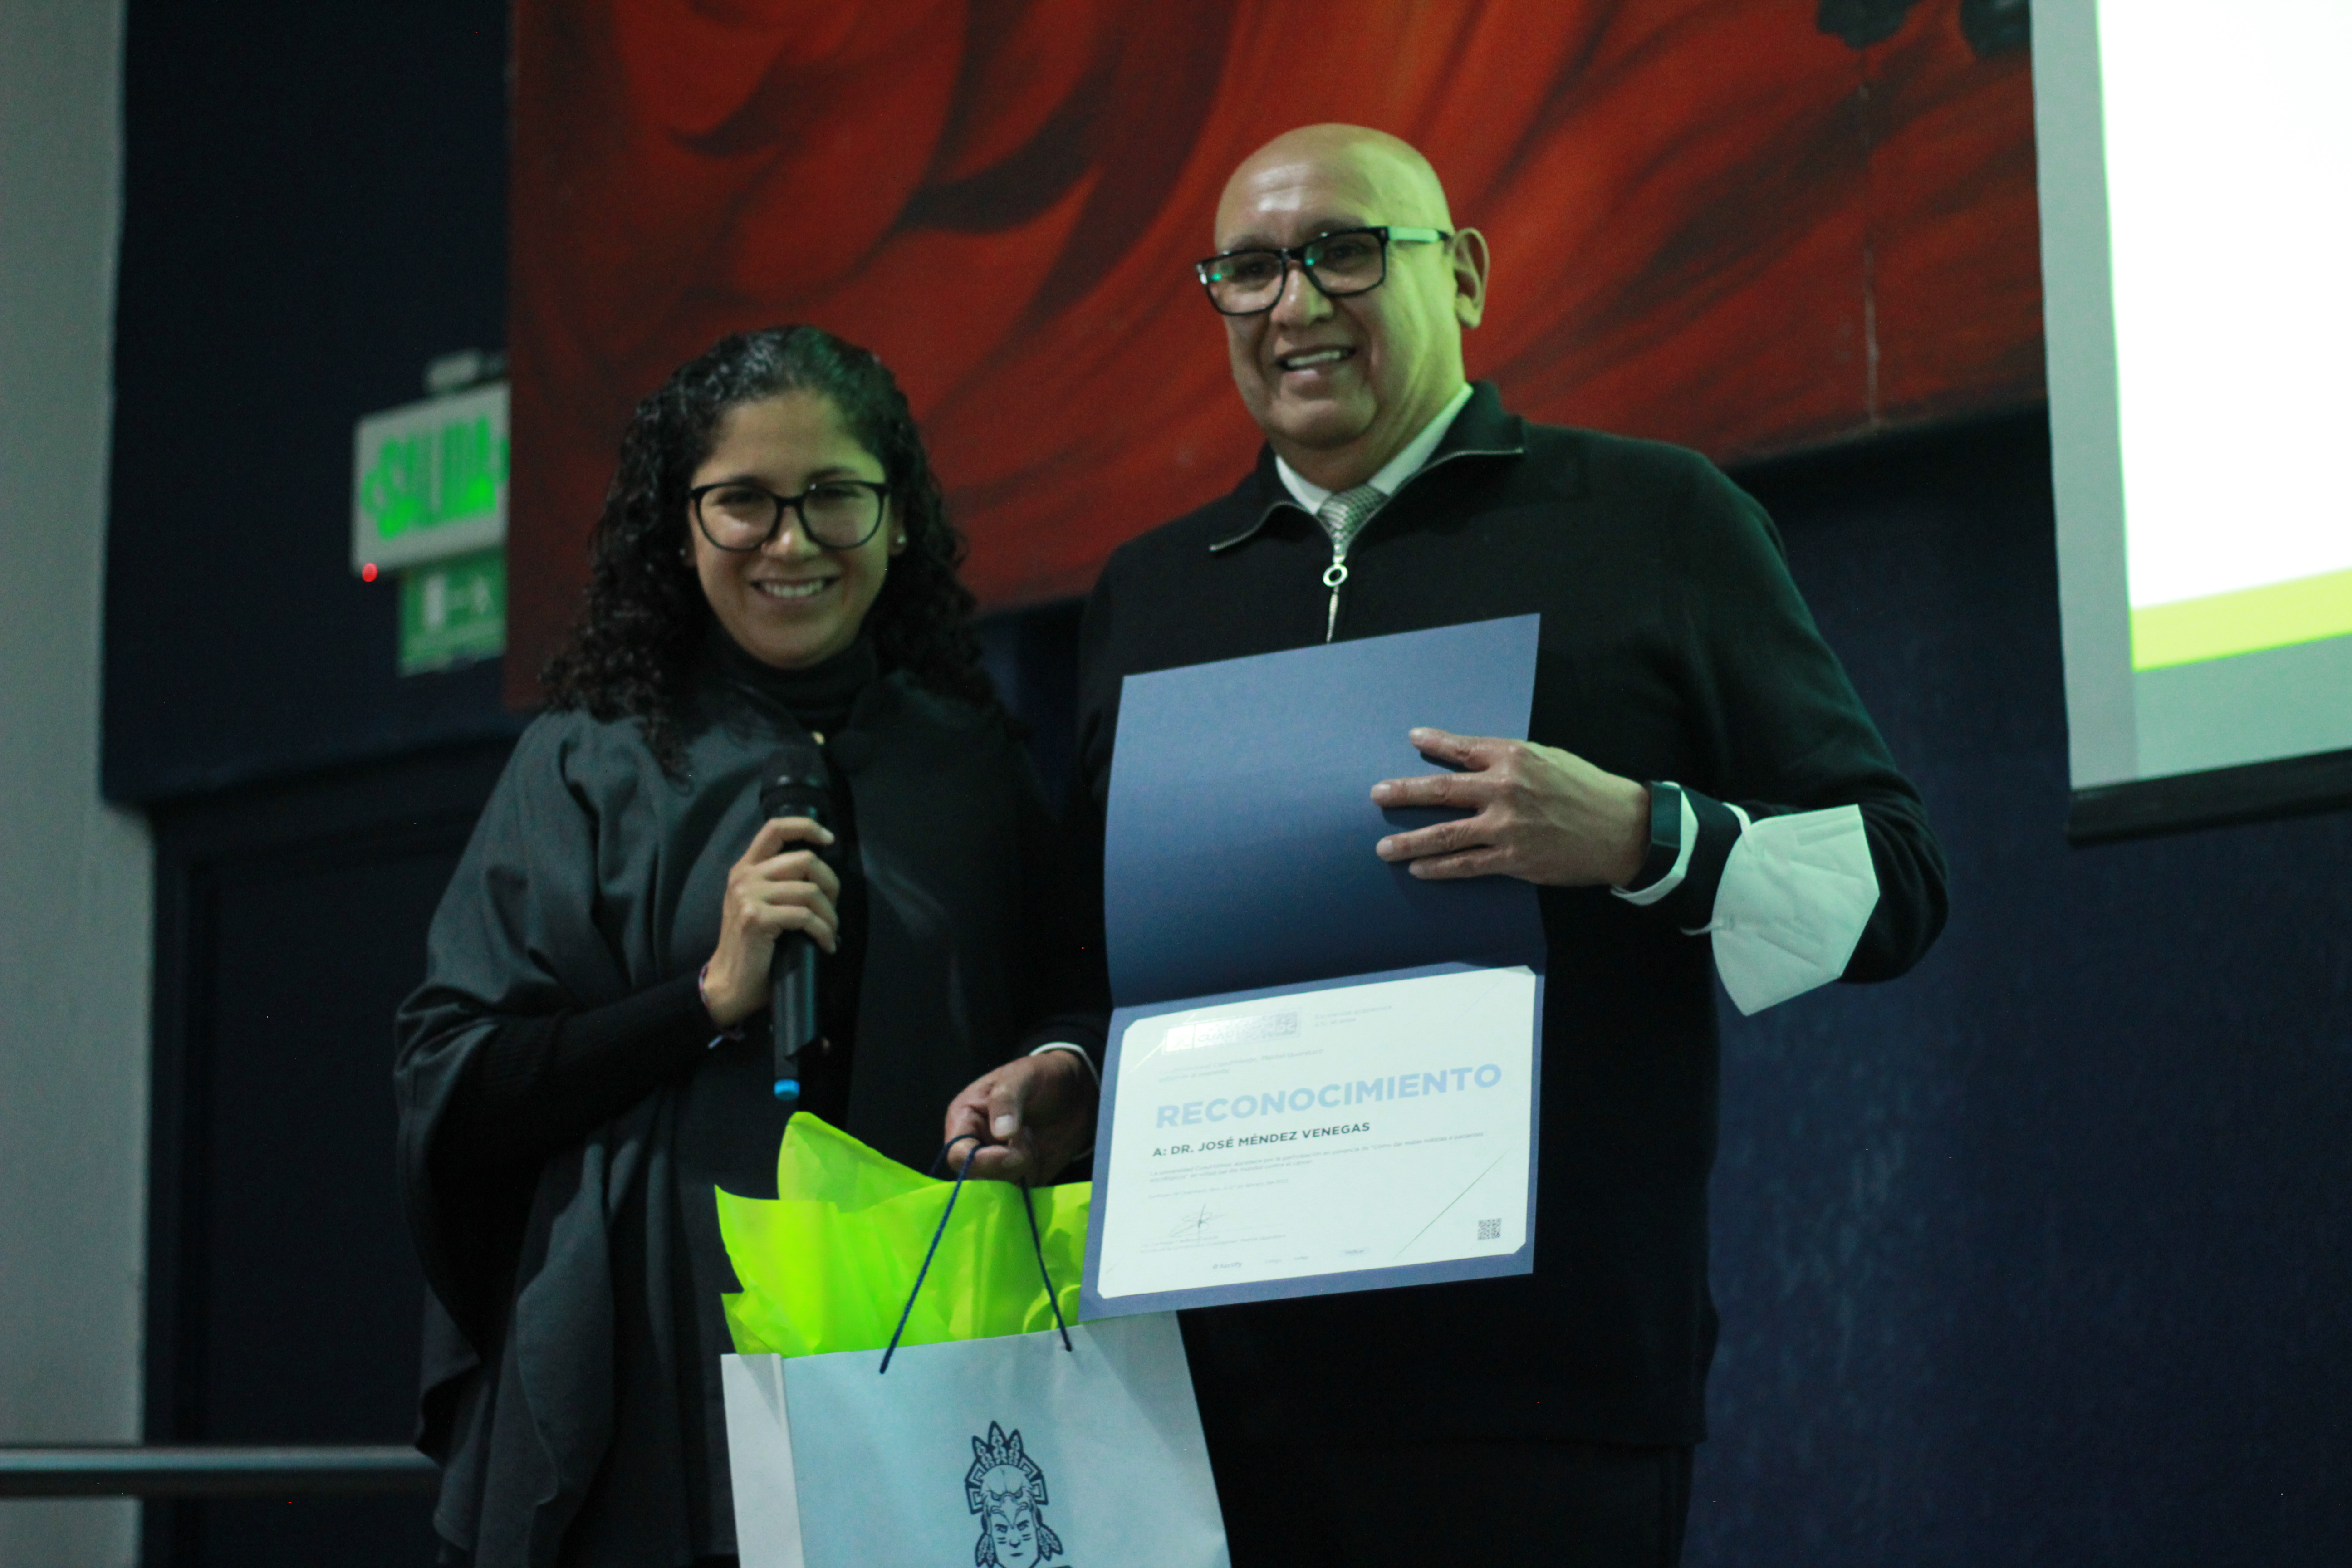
[540,325,1000,771]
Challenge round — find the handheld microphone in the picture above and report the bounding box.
[758,742,830,1103]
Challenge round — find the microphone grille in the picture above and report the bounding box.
[760,742,830,817]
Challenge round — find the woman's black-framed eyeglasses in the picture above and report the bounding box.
[1194,226,1452,316]
[689,479,892,552]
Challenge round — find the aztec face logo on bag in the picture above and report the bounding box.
[965,1421,1066,1567]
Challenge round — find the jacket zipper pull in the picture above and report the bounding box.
[1323,555,1348,643]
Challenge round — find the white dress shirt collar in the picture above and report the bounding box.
[1274,382,1475,514]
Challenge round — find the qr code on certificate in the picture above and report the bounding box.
[1477,1218,1502,1241]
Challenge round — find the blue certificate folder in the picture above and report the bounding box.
[1083,616,1547,1318]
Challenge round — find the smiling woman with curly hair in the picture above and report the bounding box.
[396,326,1105,1568]
[540,325,1000,772]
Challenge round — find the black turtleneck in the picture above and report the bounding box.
[440,631,883,1174]
[704,622,876,743]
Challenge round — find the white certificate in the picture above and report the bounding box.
[1084,965,1539,1313]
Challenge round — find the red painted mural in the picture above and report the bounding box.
[508,0,2042,701]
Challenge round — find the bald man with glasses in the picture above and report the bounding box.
[961,124,1949,1566]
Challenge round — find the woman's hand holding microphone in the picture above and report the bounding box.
[700,817,840,1028]
[711,812,1098,1187]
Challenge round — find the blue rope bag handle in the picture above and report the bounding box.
[880,1136,1073,1374]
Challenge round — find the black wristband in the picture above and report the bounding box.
[1656,789,1745,931]
[1622,781,1684,892]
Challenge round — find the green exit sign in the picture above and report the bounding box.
[352,382,508,573]
[399,549,505,675]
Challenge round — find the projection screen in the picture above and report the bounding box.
[2037,0,2352,838]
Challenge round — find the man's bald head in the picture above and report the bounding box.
[1207,125,1488,491]
[1215,125,1457,245]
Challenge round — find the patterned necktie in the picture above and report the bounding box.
[1315,483,1387,559]
[1314,484,1384,642]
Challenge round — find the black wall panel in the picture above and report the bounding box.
[144,741,514,1566]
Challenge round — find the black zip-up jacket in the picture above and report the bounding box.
[1070,382,1947,1444]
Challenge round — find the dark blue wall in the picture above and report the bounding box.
[1692,414,2352,1563]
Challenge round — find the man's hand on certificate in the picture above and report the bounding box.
[1371,727,1651,887]
[943,1049,1098,1183]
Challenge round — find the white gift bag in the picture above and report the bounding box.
[724,1143,1228,1568]
[723,1313,1228,1568]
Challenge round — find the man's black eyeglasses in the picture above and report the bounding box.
[690,479,892,553]
[1194,226,1452,316]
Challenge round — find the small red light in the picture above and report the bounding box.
[362,563,378,582]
